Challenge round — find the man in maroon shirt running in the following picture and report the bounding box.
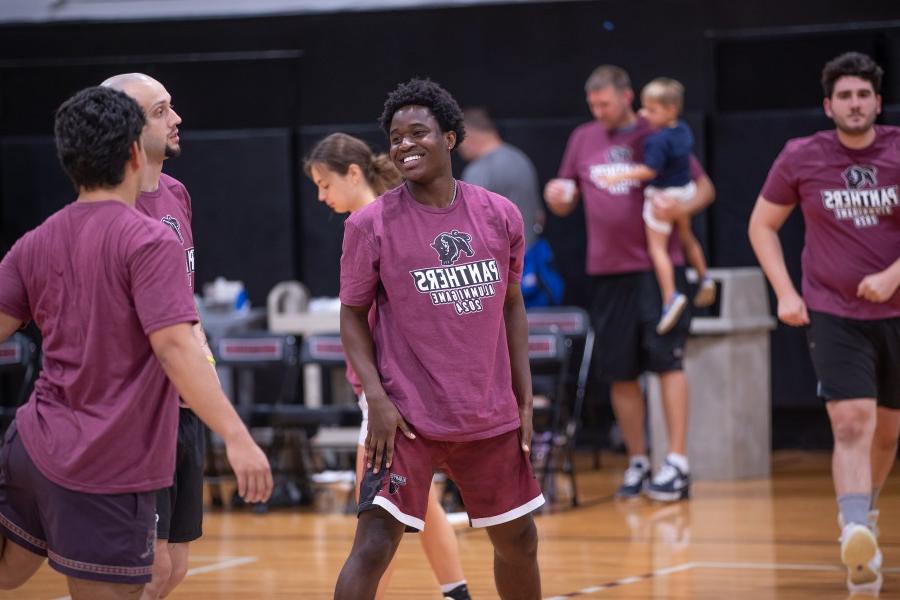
[749,52,900,595]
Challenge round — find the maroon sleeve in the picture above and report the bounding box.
[339,219,380,307]
[0,240,31,322]
[557,128,581,181]
[180,184,193,224]
[128,227,198,335]
[507,204,525,285]
[760,144,800,205]
[688,154,706,180]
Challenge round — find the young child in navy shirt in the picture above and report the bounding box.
[601,77,715,333]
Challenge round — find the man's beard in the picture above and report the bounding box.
[835,112,877,136]
[165,143,181,158]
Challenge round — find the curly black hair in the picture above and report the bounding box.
[379,78,466,148]
[821,52,883,98]
[54,86,146,191]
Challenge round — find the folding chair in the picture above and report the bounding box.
[0,333,39,433]
[300,333,363,513]
[527,307,595,506]
[211,332,304,509]
[527,331,573,506]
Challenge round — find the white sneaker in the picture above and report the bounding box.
[645,460,690,502]
[616,463,650,499]
[840,523,882,595]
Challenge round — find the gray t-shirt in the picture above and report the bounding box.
[462,143,542,246]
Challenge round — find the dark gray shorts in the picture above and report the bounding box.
[0,423,157,584]
[157,407,205,543]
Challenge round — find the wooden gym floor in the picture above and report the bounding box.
[4,451,898,599]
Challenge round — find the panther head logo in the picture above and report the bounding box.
[160,214,185,244]
[388,473,407,495]
[842,165,878,190]
[608,146,632,164]
[431,230,474,266]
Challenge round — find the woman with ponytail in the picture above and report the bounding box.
[305,132,471,600]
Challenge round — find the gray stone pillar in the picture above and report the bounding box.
[648,267,776,480]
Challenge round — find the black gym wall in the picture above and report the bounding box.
[0,0,897,446]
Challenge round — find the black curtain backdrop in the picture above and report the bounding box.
[1,0,899,445]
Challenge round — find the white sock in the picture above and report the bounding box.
[666,453,689,473]
[629,455,650,471]
[441,580,467,593]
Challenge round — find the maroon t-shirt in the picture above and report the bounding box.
[761,126,900,320]
[340,181,524,441]
[136,173,195,291]
[0,201,198,493]
[557,117,706,275]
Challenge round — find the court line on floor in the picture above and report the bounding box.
[51,555,257,600]
[544,562,697,599]
[185,555,258,576]
[545,560,900,599]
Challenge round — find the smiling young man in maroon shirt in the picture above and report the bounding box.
[334,79,543,600]
[749,52,900,595]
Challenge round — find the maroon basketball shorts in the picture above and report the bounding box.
[0,423,157,584]
[358,427,544,531]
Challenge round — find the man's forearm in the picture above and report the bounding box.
[749,225,798,299]
[504,292,533,410]
[152,324,250,444]
[684,175,715,215]
[340,304,386,399]
[0,312,23,344]
[192,322,213,359]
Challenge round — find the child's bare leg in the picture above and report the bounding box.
[646,223,676,303]
[676,217,707,279]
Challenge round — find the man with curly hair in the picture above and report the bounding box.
[0,86,271,599]
[334,78,543,600]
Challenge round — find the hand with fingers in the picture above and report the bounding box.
[519,404,533,454]
[777,291,810,327]
[224,432,273,504]
[543,178,578,216]
[857,269,900,304]
[365,391,415,474]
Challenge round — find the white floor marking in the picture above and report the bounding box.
[544,560,899,598]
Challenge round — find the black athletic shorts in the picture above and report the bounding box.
[807,310,900,409]
[157,408,205,543]
[588,268,691,383]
